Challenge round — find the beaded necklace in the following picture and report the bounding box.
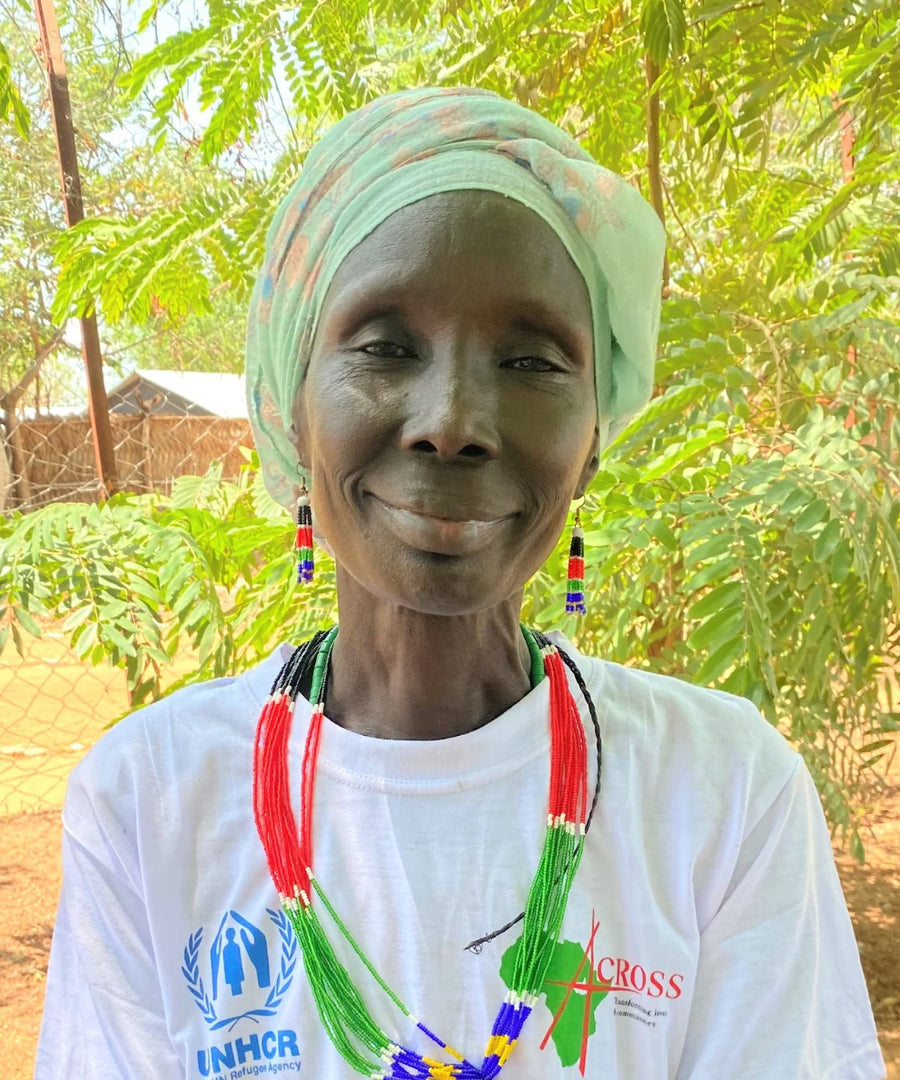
[253,626,602,1079]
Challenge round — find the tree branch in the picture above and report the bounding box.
[662,178,702,266]
[0,330,66,410]
[734,313,783,435]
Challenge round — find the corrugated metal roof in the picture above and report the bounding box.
[120,369,247,418]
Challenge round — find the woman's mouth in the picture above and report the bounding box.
[369,496,514,556]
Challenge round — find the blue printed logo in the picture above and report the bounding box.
[183,909,297,1032]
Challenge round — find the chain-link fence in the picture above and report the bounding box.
[0,380,255,1079]
[0,625,126,814]
[2,409,252,511]
[1,376,253,815]
[0,623,204,816]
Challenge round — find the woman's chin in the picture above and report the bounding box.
[341,550,519,618]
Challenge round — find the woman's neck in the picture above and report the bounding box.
[323,571,532,740]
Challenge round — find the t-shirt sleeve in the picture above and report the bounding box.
[34,767,182,1078]
[675,757,885,1080]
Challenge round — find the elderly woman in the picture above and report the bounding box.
[36,87,883,1080]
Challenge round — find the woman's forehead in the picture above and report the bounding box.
[321,190,592,331]
[335,188,576,264]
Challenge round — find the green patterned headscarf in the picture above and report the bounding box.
[246,85,666,508]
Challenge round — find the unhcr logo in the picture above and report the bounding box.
[182,908,302,1076]
[196,1030,301,1077]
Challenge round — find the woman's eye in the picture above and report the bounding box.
[504,355,563,373]
[359,340,410,358]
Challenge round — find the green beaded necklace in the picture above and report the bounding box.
[253,626,601,1078]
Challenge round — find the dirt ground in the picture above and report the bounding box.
[1,636,898,1078]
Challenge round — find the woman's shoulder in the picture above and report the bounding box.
[555,634,801,814]
[62,645,292,826]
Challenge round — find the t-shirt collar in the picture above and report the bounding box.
[243,633,588,789]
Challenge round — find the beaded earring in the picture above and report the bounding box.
[565,506,587,615]
[294,477,314,584]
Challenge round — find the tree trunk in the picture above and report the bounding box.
[7,414,31,506]
[0,335,63,508]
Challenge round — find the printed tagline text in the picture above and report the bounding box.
[227,1064,301,1078]
[613,996,668,1029]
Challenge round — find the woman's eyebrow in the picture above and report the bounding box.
[506,311,588,364]
[332,299,407,340]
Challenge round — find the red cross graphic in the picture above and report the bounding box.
[540,910,613,1077]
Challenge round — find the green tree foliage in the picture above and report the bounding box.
[3,0,899,855]
[0,38,29,137]
[0,454,337,714]
[1,0,253,399]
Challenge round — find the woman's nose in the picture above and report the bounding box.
[400,352,501,461]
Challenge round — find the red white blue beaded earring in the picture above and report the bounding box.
[566,506,587,615]
[294,476,314,585]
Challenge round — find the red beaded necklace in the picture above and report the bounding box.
[253,627,602,1078]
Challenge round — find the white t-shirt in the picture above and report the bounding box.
[35,635,884,1080]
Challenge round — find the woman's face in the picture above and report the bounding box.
[292,189,599,615]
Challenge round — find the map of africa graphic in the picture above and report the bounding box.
[499,935,609,1069]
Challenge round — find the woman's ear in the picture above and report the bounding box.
[288,383,310,473]
[575,425,602,499]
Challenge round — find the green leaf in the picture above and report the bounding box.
[685,556,739,593]
[74,621,99,658]
[688,580,743,620]
[684,532,732,566]
[859,740,893,753]
[813,520,841,563]
[644,518,679,550]
[104,625,137,658]
[695,635,745,685]
[0,41,31,138]
[640,0,686,63]
[128,578,162,605]
[100,599,129,620]
[62,606,94,633]
[689,607,744,651]
[174,580,203,617]
[831,541,854,584]
[794,500,829,533]
[780,488,811,516]
[13,607,42,637]
[128,678,159,708]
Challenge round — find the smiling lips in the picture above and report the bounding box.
[370,495,515,556]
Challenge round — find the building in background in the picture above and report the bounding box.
[105,369,247,418]
[1,370,252,512]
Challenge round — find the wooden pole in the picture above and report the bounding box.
[135,390,161,493]
[33,0,118,496]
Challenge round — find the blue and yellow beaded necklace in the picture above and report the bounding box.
[253,627,602,1078]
